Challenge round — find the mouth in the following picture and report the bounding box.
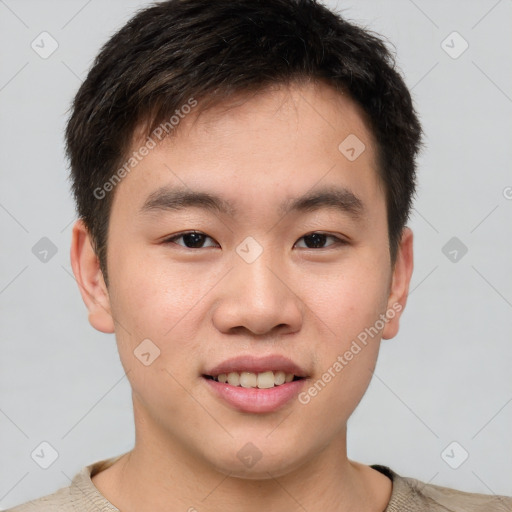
[201,355,309,413]
[202,371,305,389]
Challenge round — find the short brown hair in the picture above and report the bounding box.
[66,0,422,286]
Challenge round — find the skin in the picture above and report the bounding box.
[71,80,413,512]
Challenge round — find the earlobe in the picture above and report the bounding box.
[382,227,414,340]
[70,219,115,334]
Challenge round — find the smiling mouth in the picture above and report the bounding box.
[202,371,305,389]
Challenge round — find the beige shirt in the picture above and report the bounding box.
[6,455,512,511]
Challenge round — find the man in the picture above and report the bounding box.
[8,0,512,510]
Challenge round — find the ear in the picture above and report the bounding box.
[382,227,414,340]
[70,219,115,334]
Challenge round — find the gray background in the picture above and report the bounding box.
[1,0,511,508]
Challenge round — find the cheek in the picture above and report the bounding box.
[107,255,208,421]
[305,257,390,345]
[106,252,211,396]
[109,248,210,339]
[298,279,386,424]
[299,255,390,414]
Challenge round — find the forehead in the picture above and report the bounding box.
[111,81,383,219]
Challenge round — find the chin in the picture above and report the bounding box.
[204,442,310,480]
[213,459,297,480]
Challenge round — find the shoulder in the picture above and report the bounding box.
[4,456,122,512]
[372,464,512,512]
[4,482,77,512]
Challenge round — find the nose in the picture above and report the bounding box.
[212,249,304,337]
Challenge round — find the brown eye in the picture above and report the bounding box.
[164,231,218,248]
[295,232,344,249]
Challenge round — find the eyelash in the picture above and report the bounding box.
[162,231,347,250]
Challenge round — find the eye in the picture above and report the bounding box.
[162,231,345,250]
[163,231,219,249]
[294,232,345,249]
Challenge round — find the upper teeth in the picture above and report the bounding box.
[214,371,295,388]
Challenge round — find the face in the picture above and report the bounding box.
[72,81,413,478]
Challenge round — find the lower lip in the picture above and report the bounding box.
[203,377,307,413]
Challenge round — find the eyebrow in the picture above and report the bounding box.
[139,185,365,221]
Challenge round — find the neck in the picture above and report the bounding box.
[92,401,391,512]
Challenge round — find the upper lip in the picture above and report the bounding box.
[204,355,308,378]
